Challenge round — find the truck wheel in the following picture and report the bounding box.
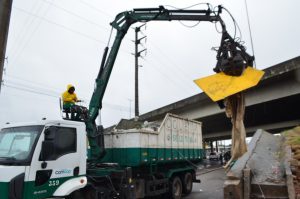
[170,176,182,199]
[182,172,193,195]
[67,187,96,199]
[66,190,84,199]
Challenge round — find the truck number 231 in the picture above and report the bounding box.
[49,180,60,187]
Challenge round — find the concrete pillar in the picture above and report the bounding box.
[216,141,219,152]
[210,141,214,152]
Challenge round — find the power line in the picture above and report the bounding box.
[38,1,132,55]
[9,1,54,66]
[2,80,131,112]
[12,3,196,91]
[145,48,197,92]
[7,0,41,55]
[10,6,133,58]
[148,41,195,80]
[12,6,107,45]
[244,0,256,67]
[144,59,193,95]
[4,78,61,97]
[3,82,59,98]
[41,0,110,31]
[5,74,62,92]
[31,1,214,86]
[78,0,113,18]
[8,3,198,109]
[76,0,133,44]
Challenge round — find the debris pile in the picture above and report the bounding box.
[283,126,300,198]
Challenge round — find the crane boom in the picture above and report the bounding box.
[86,5,254,162]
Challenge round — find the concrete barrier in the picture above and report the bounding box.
[224,129,288,199]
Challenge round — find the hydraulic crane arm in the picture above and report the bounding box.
[86,5,254,162]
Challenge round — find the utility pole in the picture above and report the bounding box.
[134,24,146,117]
[0,0,13,92]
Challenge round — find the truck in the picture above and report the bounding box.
[0,113,202,199]
[0,4,254,199]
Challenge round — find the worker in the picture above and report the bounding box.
[62,84,88,121]
[219,152,223,165]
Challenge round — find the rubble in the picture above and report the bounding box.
[283,126,300,198]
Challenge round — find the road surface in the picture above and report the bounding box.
[185,159,226,199]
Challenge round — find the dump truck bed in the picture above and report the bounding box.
[101,113,203,167]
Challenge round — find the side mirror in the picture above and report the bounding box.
[40,141,54,161]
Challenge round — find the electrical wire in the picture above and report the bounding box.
[7,0,41,55]
[221,6,243,40]
[5,74,62,93]
[12,6,107,45]
[183,3,213,10]
[164,3,213,29]
[48,0,134,52]
[244,0,256,67]
[78,0,113,18]
[4,2,204,120]
[146,54,194,91]
[178,21,201,28]
[144,58,194,95]
[10,6,133,58]
[8,1,46,63]
[35,1,197,92]
[147,41,195,81]
[9,1,54,67]
[2,80,131,112]
[41,0,110,31]
[164,3,213,11]
[4,80,60,97]
[214,21,223,34]
[3,82,59,98]
[7,2,238,115]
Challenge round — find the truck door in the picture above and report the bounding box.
[24,125,82,199]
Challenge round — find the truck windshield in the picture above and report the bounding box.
[0,125,44,163]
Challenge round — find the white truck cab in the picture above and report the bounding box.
[0,120,87,199]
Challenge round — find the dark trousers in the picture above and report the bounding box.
[64,105,88,121]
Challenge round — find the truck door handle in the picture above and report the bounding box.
[41,161,47,169]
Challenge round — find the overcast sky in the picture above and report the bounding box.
[0,0,300,127]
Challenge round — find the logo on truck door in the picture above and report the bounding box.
[52,169,73,178]
[55,169,71,175]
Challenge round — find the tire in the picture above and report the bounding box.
[66,190,84,199]
[182,172,193,195]
[66,187,96,199]
[170,176,183,199]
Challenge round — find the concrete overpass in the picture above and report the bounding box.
[139,56,300,141]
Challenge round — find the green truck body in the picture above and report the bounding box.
[101,114,204,167]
